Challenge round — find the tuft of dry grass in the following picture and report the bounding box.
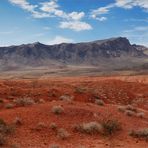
[5,103,15,109]
[101,119,121,136]
[13,98,35,107]
[50,123,57,130]
[50,144,60,148]
[129,128,148,140]
[57,128,70,140]
[13,117,23,126]
[95,99,105,106]
[136,112,145,118]
[52,106,64,115]
[74,122,103,135]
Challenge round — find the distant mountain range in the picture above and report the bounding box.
[0,37,148,74]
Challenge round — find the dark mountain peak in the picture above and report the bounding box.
[90,37,130,46]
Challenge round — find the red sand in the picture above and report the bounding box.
[0,75,147,148]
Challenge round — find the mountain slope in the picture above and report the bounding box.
[0,37,147,73]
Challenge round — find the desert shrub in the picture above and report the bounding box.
[0,118,15,146]
[74,122,103,135]
[0,119,14,135]
[38,99,45,104]
[50,122,57,130]
[0,134,6,146]
[50,144,60,148]
[129,128,148,140]
[14,98,35,107]
[52,106,64,115]
[57,128,70,140]
[125,105,137,113]
[5,103,15,109]
[59,95,74,101]
[101,119,121,136]
[75,87,86,94]
[136,112,145,118]
[95,99,105,106]
[35,122,46,131]
[13,117,22,126]
[118,106,126,112]
[124,110,135,116]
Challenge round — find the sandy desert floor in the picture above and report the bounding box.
[0,75,147,148]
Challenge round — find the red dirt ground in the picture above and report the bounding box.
[0,75,148,148]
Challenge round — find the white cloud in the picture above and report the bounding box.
[8,0,92,32]
[91,0,148,21]
[96,17,107,21]
[9,0,37,12]
[59,21,92,31]
[115,0,148,10]
[47,36,74,45]
[122,26,148,46]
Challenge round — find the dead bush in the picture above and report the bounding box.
[50,122,57,130]
[124,110,135,116]
[59,95,74,101]
[50,144,60,148]
[136,112,145,118]
[57,128,70,140]
[129,128,148,140]
[95,99,105,106]
[74,122,103,135]
[5,103,15,109]
[13,98,35,107]
[101,119,121,136]
[0,134,6,146]
[13,117,22,126]
[52,106,64,115]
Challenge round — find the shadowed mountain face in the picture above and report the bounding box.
[0,37,147,72]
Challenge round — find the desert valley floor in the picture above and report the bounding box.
[0,75,147,148]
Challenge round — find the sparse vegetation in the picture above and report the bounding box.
[13,97,35,107]
[136,112,145,118]
[75,87,86,94]
[13,117,22,126]
[0,134,6,146]
[50,144,60,148]
[74,122,103,135]
[95,99,105,106]
[50,122,57,130]
[129,128,148,140]
[5,103,15,109]
[59,95,74,101]
[57,128,70,140]
[101,119,121,136]
[0,118,15,146]
[124,110,135,116]
[52,106,64,115]
[35,122,46,131]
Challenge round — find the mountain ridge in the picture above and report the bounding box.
[0,37,147,74]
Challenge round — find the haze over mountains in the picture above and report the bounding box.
[0,37,147,76]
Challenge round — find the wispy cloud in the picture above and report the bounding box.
[47,36,74,45]
[59,21,92,31]
[9,0,37,12]
[91,0,148,20]
[9,0,92,31]
[122,25,148,46]
[0,31,14,35]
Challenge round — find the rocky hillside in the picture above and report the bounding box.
[0,37,147,71]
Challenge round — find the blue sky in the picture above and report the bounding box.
[0,0,148,46]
